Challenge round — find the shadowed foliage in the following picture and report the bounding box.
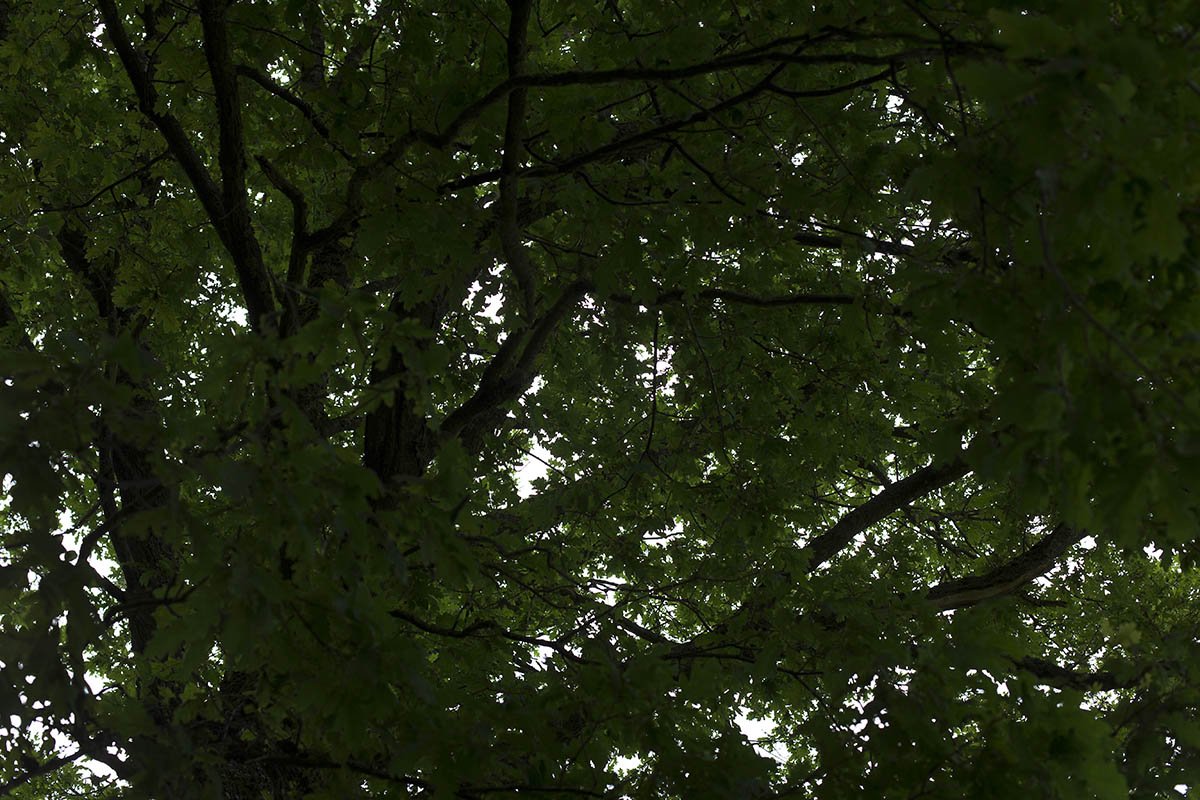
[2,1,1200,798]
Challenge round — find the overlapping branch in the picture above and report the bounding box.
[314,36,916,231]
[420,41,967,162]
[440,60,794,193]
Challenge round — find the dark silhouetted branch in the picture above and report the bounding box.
[926,523,1087,610]
[605,287,854,308]
[498,0,536,317]
[441,280,589,440]
[804,459,970,571]
[100,0,276,332]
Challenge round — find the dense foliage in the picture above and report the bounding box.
[2,0,1200,797]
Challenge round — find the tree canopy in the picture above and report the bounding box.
[2,0,1200,797]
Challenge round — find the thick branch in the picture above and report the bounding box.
[499,0,535,317]
[255,156,309,254]
[198,0,275,331]
[99,0,276,332]
[1011,656,1121,692]
[679,458,969,656]
[360,220,505,483]
[97,0,223,220]
[803,459,970,572]
[198,1,248,217]
[925,523,1087,611]
[56,225,116,324]
[440,280,588,441]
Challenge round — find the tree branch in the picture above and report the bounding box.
[803,459,970,572]
[318,34,913,246]
[236,64,350,159]
[925,523,1087,611]
[330,0,402,91]
[97,0,224,219]
[98,0,276,333]
[440,63,789,193]
[766,66,893,98]
[0,285,38,353]
[255,155,309,336]
[389,608,592,665]
[197,0,275,332]
[440,280,588,441]
[36,149,169,214]
[57,222,116,320]
[605,286,854,308]
[0,739,108,796]
[498,0,536,318]
[1011,655,1122,692]
[424,42,953,162]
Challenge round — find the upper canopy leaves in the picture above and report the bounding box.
[1,1,1199,798]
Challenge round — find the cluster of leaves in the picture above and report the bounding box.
[1,0,1199,798]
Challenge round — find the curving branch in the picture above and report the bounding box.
[925,523,1087,611]
[236,64,345,156]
